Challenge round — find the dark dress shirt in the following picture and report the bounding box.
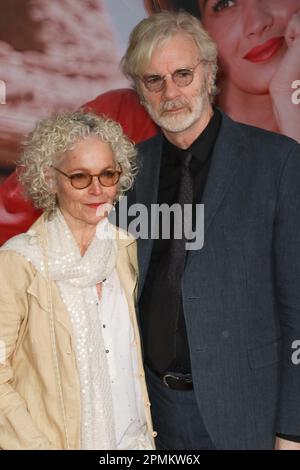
[139,109,222,374]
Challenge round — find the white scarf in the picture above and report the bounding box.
[3,210,118,449]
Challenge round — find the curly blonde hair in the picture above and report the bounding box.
[19,111,138,212]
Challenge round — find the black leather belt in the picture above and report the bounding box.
[159,372,193,391]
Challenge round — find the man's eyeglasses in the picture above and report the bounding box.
[52,166,122,189]
[140,59,205,93]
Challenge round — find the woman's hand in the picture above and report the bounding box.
[269,10,300,142]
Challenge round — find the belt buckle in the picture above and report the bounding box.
[162,373,178,388]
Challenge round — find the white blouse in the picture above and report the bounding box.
[91,269,152,450]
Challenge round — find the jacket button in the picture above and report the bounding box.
[153,431,158,437]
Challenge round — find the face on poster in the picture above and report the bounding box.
[198,0,300,95]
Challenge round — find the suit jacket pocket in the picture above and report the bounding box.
[248,338,282,369]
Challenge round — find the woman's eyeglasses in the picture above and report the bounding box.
[52,166,122,189]
[140,59,205,93]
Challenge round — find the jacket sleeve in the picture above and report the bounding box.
[274,142,300,435]
[0,251,56,449]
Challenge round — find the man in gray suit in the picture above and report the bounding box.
[119,11,300,450]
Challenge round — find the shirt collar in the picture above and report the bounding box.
[163,107,222,167]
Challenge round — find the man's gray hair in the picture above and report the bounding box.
[121,10,218,100]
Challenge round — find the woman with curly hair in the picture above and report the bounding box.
[0,111,155,450]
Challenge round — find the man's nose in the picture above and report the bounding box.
[162,75,181,100]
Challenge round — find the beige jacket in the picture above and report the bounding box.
[0,214,155,449]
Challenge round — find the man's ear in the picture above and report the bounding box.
[43,166,57,194]
[206,63,213,96]
[135,84,146,107]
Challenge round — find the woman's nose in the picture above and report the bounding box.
[88,176,103,194]
[243,0,274,38]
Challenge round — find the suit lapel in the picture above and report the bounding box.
[135,134,163,298]
[27,270,75,335]
[24,215,74,335]
[200,113,245,238]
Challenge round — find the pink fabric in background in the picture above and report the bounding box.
[0,0,127,168]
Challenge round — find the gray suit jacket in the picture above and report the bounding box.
[119,111,300,449]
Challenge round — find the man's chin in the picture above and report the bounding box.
[146,104,188,130]
[159,115,195,133]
